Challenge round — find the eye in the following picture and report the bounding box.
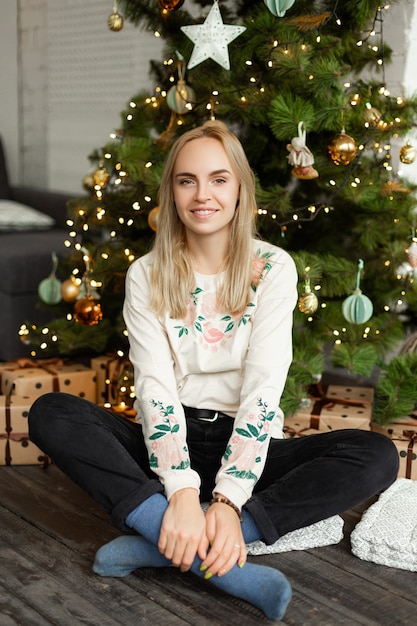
[211,177,227,185]
[178,178,194,185]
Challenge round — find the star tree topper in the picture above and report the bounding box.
[181,1,246,71]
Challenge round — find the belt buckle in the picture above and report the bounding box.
[199,411,219,423]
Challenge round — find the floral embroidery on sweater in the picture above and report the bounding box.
[148,400,190,470]
[222,399,275,481]
[174,250,275,346]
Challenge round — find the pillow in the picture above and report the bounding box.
[0,199,55,232]
[351,478,417,571]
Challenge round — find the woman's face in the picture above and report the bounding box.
[172,137,240,242]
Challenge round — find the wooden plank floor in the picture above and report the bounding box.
[1,464,416,625]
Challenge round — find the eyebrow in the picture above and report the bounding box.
[175,169,232,178]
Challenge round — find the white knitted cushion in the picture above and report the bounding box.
[351,478,417,571]
[246,515,344,555]
[0,199,55,231]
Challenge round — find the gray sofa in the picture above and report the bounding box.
[0,137,73,361]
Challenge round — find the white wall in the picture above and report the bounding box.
[0,0,417,193]
[0,2,20,185]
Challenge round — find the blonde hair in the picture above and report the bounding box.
[150,120,257,318]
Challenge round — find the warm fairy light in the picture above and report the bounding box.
[268,61,273,68]
[132,202,141,210]
[308,75,314,80]
[102,252,109,259]
[356,40,363,46]
[126,114,133,121]
[110,231,116,237]
[127,219,134,226]
[64,240,71,247]
[129,101,137,108]
[333,330,340,336]
[154,31,161,37]
[83,224,89,231]
[250,77,256,83]
[118,217,124,224]
[69,231,77,237]
[75,243,82,251]
[66,219,74,226]
[246,60,252,65]
[329,180,336,186]
[316,35,321,43]
[144,195,151,202]
[145,162,152,168]
[273,40,278,47]
[308,205,316,213]
[292,214,299,221]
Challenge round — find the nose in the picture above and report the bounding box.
[194,183,211,203]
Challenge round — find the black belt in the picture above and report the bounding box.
[182,405,233,423]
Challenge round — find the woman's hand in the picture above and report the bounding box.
[158,488,208,572]
[201,498,246,578]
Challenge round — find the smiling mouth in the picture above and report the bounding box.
[191,209,217,216]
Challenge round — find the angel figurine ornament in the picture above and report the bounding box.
[287,122,319,180]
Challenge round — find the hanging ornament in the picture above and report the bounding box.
[38,252,62,305]
[93,163,110,189]
[287,122,319,180]
[381,180,412,195]
[148,206,160,232]
[107,1,124,31]
[61,276,81,303]
[399,142,416,165]
[181,1,246,70]
[407,240,417,268]
[167,60,195,114]
[328,128,357,166]
[298,277,318,314]
[263,0,296,17]
[363,107,382,126]
[74,296,103,326]
[342,259,373,324]
[158,0,185,10]
[82,172,95,193]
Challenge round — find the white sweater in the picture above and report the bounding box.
[123,239,298,509]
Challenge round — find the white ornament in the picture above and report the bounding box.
[181,1,246,70]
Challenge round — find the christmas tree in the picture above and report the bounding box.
[23,0,417,423]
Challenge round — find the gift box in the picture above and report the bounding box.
[91,354,135,406]
[1,394,35,434]
[0,434,49,466]
[285,385,372,435]
[392,431,417,480]
[1,361,96,402]
[0,393,50,466]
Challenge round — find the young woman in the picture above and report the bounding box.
[29,120,398,621]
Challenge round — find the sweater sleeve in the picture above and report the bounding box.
[214,250,298,509]
[123,257,201,500]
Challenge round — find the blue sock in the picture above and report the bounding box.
[93,535,170,576]
[105,493,292,621]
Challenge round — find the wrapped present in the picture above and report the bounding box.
[392,431,417,480]
[1,394,36,435]
[91,354,135,406]
[0,393,50,466]
[285,385,372,435]
[2,361,96,402]
[371,410,417,439]
[0,433,49,466]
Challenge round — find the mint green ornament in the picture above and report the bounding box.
[342,259,373,324]
[263,0,296,17]
[38,252,62,304]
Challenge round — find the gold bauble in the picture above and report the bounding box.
[327,132,357,166]
[107,12,124,31]
[158,0,185,10]
[61,277,80,303]
[148,206,160,232]
[399,143,416,165]
[82,172,95,192]
[298,289,318,315]
[363,107,382,126]
[74,296,103,326]
[93,166,110,188]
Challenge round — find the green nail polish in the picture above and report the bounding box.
[204,571,213,580]
[239,561,245,568]
[199,564,208,572]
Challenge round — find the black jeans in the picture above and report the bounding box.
[28,392,399,545]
